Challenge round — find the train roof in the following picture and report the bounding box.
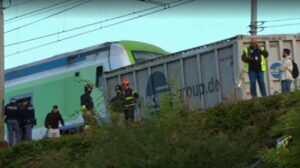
[5,41,168,82]
[105,34,300,75]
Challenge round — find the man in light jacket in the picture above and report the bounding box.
[280,48,293,93]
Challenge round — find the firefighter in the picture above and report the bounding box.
[108,85,125,124]
[80,84,96,129]
[121,79,139,123]
[109,85,125,113]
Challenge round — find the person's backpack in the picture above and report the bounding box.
[291,59,299,79]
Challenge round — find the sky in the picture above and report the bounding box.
[4,0,300,69]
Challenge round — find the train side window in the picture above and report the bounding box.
[96,66,104,88]
[11,93,33,106]
[132,51,164,63]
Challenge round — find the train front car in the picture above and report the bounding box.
[4,41,167,140]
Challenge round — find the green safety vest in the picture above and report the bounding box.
[276,135,292,149]
[244,47,267,72]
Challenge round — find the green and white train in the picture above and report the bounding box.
[5,41,167,139]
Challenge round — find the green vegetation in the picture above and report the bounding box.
[1,92,300,168]
[262,102,300,167]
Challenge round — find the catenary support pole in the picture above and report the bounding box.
[0,0,5,142]
[250,0,258,35]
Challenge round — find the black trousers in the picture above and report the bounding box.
[125,109,134,121]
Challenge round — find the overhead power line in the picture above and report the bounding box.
[5,0,72,22]
[260,22,300,28]
[257,17,300,24]
[137,0,167,6]
[9,0,36,7]
[5,0,91,33]
[5,0,84,24]
[6,0,195,57]
[249,17,300,32]
[6,0,166,47]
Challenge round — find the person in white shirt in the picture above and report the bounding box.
[280,48,293,93]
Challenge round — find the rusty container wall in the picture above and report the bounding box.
[104,34,300,118]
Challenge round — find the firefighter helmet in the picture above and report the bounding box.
[85,83,93,88]
[84,83,93,92]
[115,85,122,91]
[121,79,129,86]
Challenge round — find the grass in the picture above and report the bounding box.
[1,91,300,168]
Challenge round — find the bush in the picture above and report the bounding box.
[262,105,300,167]
[2,92,300,167]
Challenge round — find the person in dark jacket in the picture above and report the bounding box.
[80,84,96,129]
[109,85,125,113]
[4,99,21,146]
[121,79,139,123]
[19,99,36,141]
[80,84,94,111]
[44,105,65,138]
[241,37,269,98]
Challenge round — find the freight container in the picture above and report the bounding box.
[103,34,300,119]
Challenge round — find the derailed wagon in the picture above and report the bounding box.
[103,34,300,119]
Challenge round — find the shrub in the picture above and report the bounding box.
[2,92,300,167]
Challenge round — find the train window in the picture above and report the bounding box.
[132,51,164,63]
[96,66,104,88]
[75,72,80,77]
[11,93,33,106]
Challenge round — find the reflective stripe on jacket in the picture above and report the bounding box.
[124,88,138,109]
[244,47,267,72]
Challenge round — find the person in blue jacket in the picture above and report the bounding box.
[19,99,36,141]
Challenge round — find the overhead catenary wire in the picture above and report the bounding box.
[5,0,194,57]
[257,17,300,23]
[5,0,73,22]
[5,0,83,24]
[5,0,91,33]
[260,22,300,28]
[5,0,85,24]
[9,0,36,7]
[249,17,300,32]
[5,0,172,47]
[137,0,167,6]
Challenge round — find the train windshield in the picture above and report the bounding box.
[132,51,164,63]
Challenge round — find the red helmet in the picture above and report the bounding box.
[121,79,129,86]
